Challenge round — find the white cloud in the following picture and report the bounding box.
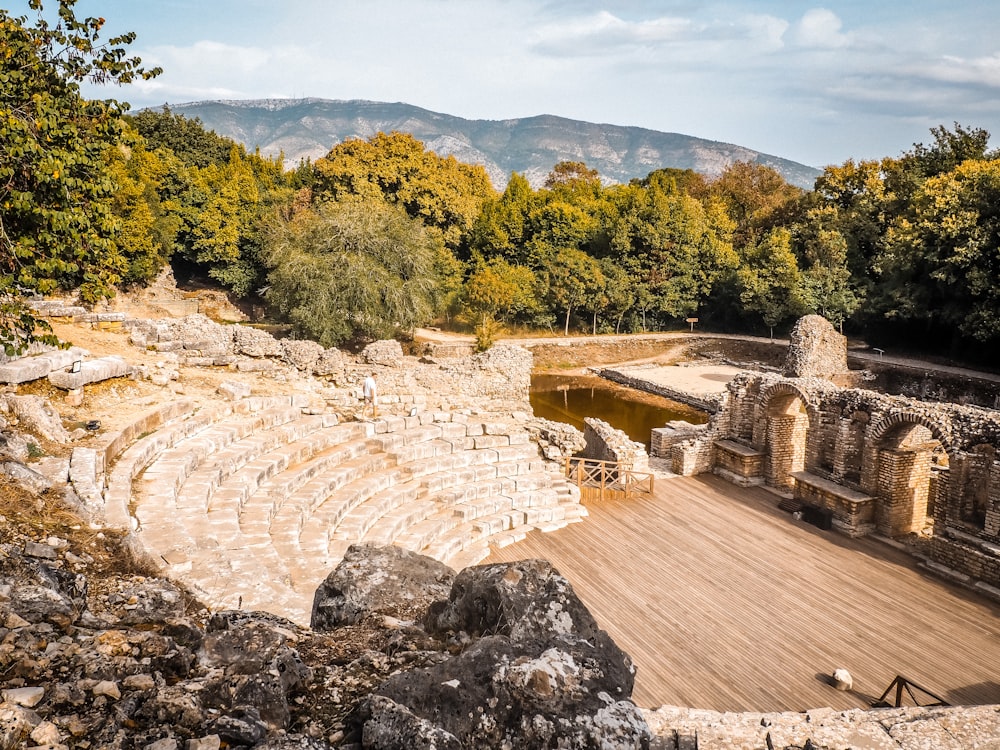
[529,10,691,56]
[788,8,850,49]
[146,41,278,74]
[921,54,1000,88]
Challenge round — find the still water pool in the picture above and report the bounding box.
[530,373,708,448]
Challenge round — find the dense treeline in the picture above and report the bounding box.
[4,2,1000,363]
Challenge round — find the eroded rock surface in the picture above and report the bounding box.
[363,558,649,749]
[311,544,456,630]
[783,314,848,379]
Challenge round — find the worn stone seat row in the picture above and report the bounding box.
[102,397,582,625]
[95,395,311,528]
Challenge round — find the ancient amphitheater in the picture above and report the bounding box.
[5,304,1000,749]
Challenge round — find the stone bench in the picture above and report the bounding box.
[139,412,302,507]
[713,439,765,487]
[48,354,132,389]
[258,452,398,530]
[0,346,89,384]
[790,471,875,537]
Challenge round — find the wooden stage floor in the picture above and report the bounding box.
[485,473,1000,712]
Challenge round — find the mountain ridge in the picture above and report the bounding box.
[163,98,823,189]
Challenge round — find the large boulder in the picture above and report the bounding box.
[281,339,325,371]
[312,347,345,378]
[783,314,849,379]
[362,340,405,367]
[232,325,284,358]
[361,559,649,749]
[199,611,312,731]
[310,545,456,630]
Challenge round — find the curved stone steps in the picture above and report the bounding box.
[116,396,304,512]
[178,412,341,507]
[179,417,361,517]
[122,404,582,624]
[247,423,472,547]
[139,403,306,499]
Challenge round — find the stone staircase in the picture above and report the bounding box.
[99,397,584,625]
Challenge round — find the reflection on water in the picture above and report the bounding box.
[530,373,707,448]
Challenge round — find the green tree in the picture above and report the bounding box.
[265,201,443,345]
[597,258,634,333]
[0,0,158,348]
[709,161,802,248]
[129,106,235,168]
[104,139,163,285]
[902,122,994,180]
[469,173,535,264]
[546,247,604,335]
[736,228,806,338]
[526,198,600,268]
[313,132,495,253]
[881,159,1000,345]
[461,256,539,325]
[544,160,601,191]
[607,181,736,326]
[793,206,861,328]
[635,167,709,197]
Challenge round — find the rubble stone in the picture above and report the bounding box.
[783,314,848,379]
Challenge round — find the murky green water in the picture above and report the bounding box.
[530,373,707,448]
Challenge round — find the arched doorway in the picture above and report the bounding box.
[765,392,809,491]
[873,421,945,537]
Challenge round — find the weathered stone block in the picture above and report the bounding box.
[48,355,131,389]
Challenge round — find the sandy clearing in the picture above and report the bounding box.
[599,363,749,398]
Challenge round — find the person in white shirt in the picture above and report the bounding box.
[362,373,377,418]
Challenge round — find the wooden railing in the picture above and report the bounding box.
[564,457,654,501]
[872,675,950,708]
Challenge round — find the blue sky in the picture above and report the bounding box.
[10,0,1000,168]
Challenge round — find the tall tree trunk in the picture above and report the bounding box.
[592,310,597,335]
[564,307,571,336]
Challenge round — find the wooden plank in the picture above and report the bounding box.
[486,473,1000,712]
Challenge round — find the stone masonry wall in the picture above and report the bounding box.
[581,417,649,471]
[668,370,1000,595]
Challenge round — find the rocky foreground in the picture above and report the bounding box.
[0,487,651,750]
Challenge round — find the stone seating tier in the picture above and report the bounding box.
[712,439,765,487]
[790,470,875,537]
[111,402,583,625]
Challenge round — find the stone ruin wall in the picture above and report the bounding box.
[119,313,534,416]
[855,358,1000,410]
[651,314,1000,595]
[580,417,649,472]
[658,370,1000,595]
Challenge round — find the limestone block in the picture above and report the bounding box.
[313,347,345,377]
[281,338,324,370]
[217,380,251,401]
[362,339,404,367]
[0,346,89,384]
[231,324,283,358]
[783,314,848,379]
[48,355,131,389]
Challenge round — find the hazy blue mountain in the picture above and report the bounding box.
[163,98,822,189]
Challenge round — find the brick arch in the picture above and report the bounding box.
[867,411,953,454]
[866,410,951,538]
[756,381,816,416]
[756,381,816,490]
